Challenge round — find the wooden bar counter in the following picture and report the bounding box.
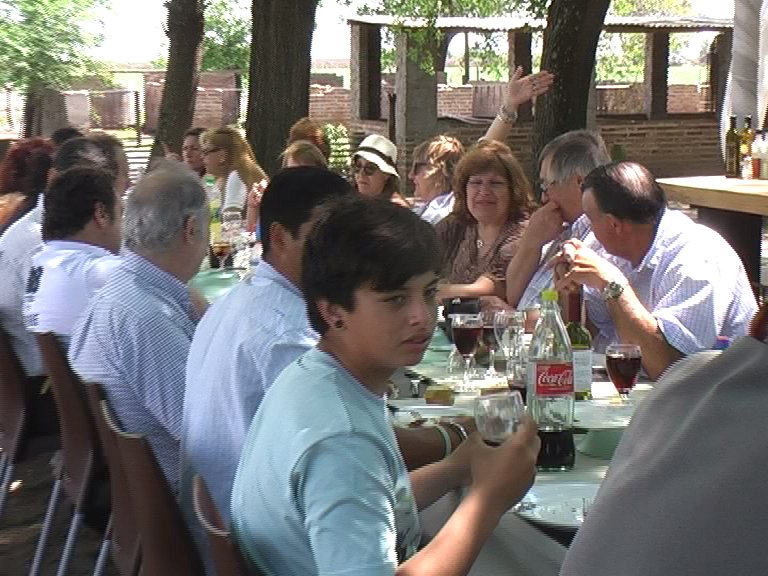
[657,176,767,293]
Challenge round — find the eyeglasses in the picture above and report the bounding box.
[539,178,558,193]
[354,162,380,176]
[202,147,222,156]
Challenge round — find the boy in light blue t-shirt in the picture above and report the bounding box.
[231,196,540,576]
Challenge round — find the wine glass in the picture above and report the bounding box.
[475,391,525,446]
[605,343,642,402]
[450,313,483,389]
[494,310,527,399]
[211,241,233,269]
[481,309,501,377]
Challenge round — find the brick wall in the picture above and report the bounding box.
[143,71,240,132]
[309,85,351,122]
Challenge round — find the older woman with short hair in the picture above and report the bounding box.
[436,140,535,300]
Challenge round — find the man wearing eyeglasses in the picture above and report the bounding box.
[505,129,611,309]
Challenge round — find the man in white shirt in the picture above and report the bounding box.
[552,161,757,379]
[0,133,127,378]
[24,165,125,343]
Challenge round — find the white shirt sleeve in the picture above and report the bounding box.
[224,171,247,211]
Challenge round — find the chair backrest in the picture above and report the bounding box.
[35,333,101,506]
[86,384,141,576]
[192,474,254,576]
[0,326,27,460]
[112,420,204,576]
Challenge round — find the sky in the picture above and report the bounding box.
[91,0,734,65]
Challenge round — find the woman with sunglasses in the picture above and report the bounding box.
[200,126,267,216]
[352,134,410,207]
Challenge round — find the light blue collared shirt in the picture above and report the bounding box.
[585,209,757,354]
[180,261,318,525]
[416,191,455,225]
[518,214,594,309]
[69,250,196,489]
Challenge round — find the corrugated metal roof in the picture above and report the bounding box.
[346,14,732,33]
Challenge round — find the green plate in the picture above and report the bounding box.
[189,268,243,302]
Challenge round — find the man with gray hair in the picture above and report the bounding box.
[504,129,610,308]
[69,160,209,490]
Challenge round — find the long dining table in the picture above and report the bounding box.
[396,326,643,576]
[657,175,768,295]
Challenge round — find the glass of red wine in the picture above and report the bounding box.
[475,391,525,446]
[605,343,642,402]
[450,313,483,389]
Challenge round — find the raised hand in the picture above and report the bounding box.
[506,66,555,109]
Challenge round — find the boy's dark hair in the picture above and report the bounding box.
[260,166,351,257]
[43,166,117,241]
[50,126,84,147]
[582,161,666,226]
[303,196,443,335]
[52,134,123,180]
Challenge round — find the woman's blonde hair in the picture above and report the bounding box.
[412,135,465,194]
[451,140,536,224]
[201,126,266,189]
[280,140,328,169]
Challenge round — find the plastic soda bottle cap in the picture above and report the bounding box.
[541,289,558,302]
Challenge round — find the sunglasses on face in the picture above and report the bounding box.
[354,162,380,176]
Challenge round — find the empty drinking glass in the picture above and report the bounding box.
[475,391,525,446]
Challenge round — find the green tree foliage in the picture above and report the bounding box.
[350,0,544,73]
[596,0,692,82]
[202,0,251,76]
[0,0,106,92]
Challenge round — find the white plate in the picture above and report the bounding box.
[514,481,600,529]
[390,404,471,426]
[574,399,634,429]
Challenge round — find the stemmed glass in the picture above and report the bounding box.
[214,210,242,269]
[475,391,525,446]
[481,309,501,377]
[494,310,527,399]
[605,344,642,402]
[450,313,483,389]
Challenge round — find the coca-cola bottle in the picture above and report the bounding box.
[527,289,575,471]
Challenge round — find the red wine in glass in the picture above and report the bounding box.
[453,326,481,356]
[605,344,642,399]
[606,355,641,393]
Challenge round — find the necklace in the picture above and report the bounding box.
[476,238,485,249]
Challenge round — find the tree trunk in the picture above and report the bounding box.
[246,0,319,176]
[533,0,611,189]
[21,88,42,138]
[150,0,205,160]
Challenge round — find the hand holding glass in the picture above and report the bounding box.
[475,391,525,446]
[605,343,642,401]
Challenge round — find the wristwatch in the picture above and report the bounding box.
[602,280,626,301]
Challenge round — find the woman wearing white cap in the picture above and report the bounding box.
[352,134,410,207]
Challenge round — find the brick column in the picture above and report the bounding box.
[350,22,382,121]
[644,31,669,120]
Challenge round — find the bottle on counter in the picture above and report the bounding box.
[725,114,741,178]
[527,289,575,471]
[740,115,755,180]
[564,290,593,401]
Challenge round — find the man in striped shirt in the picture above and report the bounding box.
[552,161,757,379]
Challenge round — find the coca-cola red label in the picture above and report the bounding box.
[535,363,574,396]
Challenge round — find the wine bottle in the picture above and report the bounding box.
[564,290,592,401]
[740,115,755,179]
[725,115,740,178]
